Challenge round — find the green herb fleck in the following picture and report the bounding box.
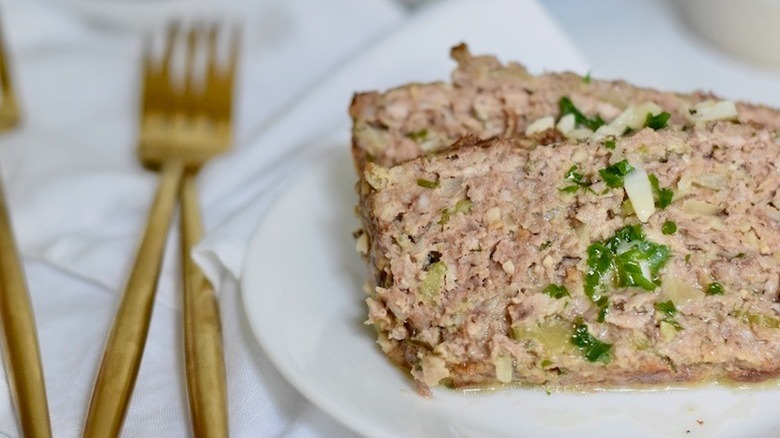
[645,112,671,130]
[706,282,725,296]
[584,224,671,304]
[662,221,678,235]
[559,96,605,131]
[406,129,428,141]
[540,240,553,250]
[560,164,591,193]
[416,178,439,189]
[684,254,691,263]
[594,296,609,323]
[438,199,472,225]
[599,160,634,188]
[735,252,746,259]
[543,284,570,299]
[649,174,674,209]
[654,300,683,330]
[571,319,612,363]
[583,71,592,84]
[604,139,616,150]
[654,300,677,317]
[565,165,587,185]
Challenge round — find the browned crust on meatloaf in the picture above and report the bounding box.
[350,44,780,173]
[357,122,780,393]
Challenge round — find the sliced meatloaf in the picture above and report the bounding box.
[350,44,780,172]
[357,122,780,395]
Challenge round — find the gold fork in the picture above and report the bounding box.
[84,24,236,437]
[0,13,53,438]
[179,24,236,437]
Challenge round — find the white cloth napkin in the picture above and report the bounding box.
[0,0,405,435]
[0,0,589,435]
[1,0,406,309]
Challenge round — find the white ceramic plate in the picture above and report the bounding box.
[241,147,780,438]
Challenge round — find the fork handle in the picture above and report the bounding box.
[84,160,184,438]
[181,170,228,437]
[0,177,52,438]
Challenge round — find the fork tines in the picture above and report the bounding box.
[0,15,20,132]
[139,22,238,168]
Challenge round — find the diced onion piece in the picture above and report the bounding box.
[525,116,555,135]
[659,321,678,342]
[556,113,576,134]
[682,199,722,216]
[363,163,391,190]
[501,260,515,275]
[592,124,623,140]
[661,277,702,306]
[566,127,594,140]
[694,172,728,190]
[623,162,656,222]
[687,100,738,123]
[355,232,368,255]
[608,101,663,133]
[676,173,694,197]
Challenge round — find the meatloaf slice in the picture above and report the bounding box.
[350,44,780,172]
[357,122,780,395]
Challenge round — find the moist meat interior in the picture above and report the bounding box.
[351,45,780,396]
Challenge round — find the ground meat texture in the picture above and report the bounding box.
[357,123,780,393]
[349,44,780,173]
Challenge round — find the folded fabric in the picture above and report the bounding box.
[0,0,406,309]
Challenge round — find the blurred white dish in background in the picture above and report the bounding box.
[679,0,780,71]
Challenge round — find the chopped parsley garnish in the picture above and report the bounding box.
[565,165,587,185]
[571,319,612,363]
[706,282,725,296]
[594,295,609,323]
[654,300,677,317]
[543,284,570,299]
[662,221,678,235]
[560,164,591,193]
[604,139,617,150]
[645,112,671,130]
[599,159,634,188]
[539,240,553,250]
[406,129,428,141]
[559,96,605,131]
[585,225,671,305]
[654,300,682,331]
[648,174,674,208]
[416,178,439,189]
[582,71,592,84]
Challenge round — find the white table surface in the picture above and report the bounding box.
[544,0,780,106]
[4,0,779,437]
